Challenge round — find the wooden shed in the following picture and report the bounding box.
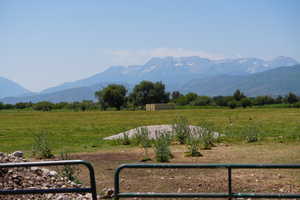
[146,103,175,111]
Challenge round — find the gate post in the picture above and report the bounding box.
[228,167,232,200]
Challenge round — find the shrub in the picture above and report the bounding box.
[185,132,202,157]
[135,127,152,147]
[135,127,152,161]
[243,124,260,143]
[293,102,300,108]
[120,133,131,145]
[241,98,252,108]
[153,131,172,162]
[33,101,54,111]
[190,96,211,106]
[58,150,81,183]
[172,116,190,144]
[199,127,215,150]
[228,100,238,109]
[32,132,54,159]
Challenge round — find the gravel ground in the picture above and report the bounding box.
[0,152,100,200]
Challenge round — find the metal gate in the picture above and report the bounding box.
[114,163,300,199]
[1,161,300,199]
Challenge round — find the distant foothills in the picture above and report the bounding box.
[1,56,300,105]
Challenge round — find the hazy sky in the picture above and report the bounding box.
[1,0,299,92]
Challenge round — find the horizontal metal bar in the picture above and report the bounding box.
[117,193,300,199]
[117,193,229,198]
[117,163,300,169]
[233,193,300,199]
[0,188,92,195]
[0,160,91,168]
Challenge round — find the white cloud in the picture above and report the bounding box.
[101,48,225,66]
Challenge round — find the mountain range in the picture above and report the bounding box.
[1,56,299,104]
[0,77,32,99]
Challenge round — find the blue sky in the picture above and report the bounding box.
[1,0,299,91]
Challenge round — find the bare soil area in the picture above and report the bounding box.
[72,143,300,200]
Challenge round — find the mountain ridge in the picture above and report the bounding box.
[182,65,300,96]
[40,56,298,94]
[0,77,32,99]
[0,56,299,103]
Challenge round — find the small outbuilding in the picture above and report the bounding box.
[146,103,175,111]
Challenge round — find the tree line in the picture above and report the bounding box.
[0,80,300,111]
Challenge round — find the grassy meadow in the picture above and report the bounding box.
[0,108,299,154]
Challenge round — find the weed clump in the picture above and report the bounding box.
[243,124,260,143]
[153,131,172,162]
[172,116,190,144]
[58,150,81,183]
[185,131,202,157]
[135,127,152,161]
[32,131,54,159]
[119,132,131,145]
[196,122,216,149]
[200,128,215,149]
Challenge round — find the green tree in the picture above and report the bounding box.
[171,91,182,101]
[190,96,211,106]
[253,96,275,105]
[228,100,238,109]
[129,81,169,107]
[95,84,127,110]
[33,101,54,111]
[214,96,234,107]
[241,98,252,108]
[285,92,298,104]
[185,92,198,104]
[233,89,245,101]
[174,95,188,105]
[15,102,32,109]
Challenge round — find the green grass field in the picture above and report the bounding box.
[0,108,299,154]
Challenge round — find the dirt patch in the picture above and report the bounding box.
[72,143,300,200]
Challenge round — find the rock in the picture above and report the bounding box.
[49,170,58,176]
[12,151,24,158]
[102,188,114,198]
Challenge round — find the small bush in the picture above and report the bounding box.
[197,122,216,149]
[293,102,300,108]
[243,124,260,143]
[228,100,238,109]
[32,132,54,159]
[200,128,215,150]
[59,150,81,183]
[185,132,202,157]
[172,116,190,144]
[135,127,152,161]
[119,132,131,145]
[153,131,172,162]
[135,127,152,147]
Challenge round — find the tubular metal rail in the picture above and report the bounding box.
[0,160,97,200]
[114,163,300,199]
